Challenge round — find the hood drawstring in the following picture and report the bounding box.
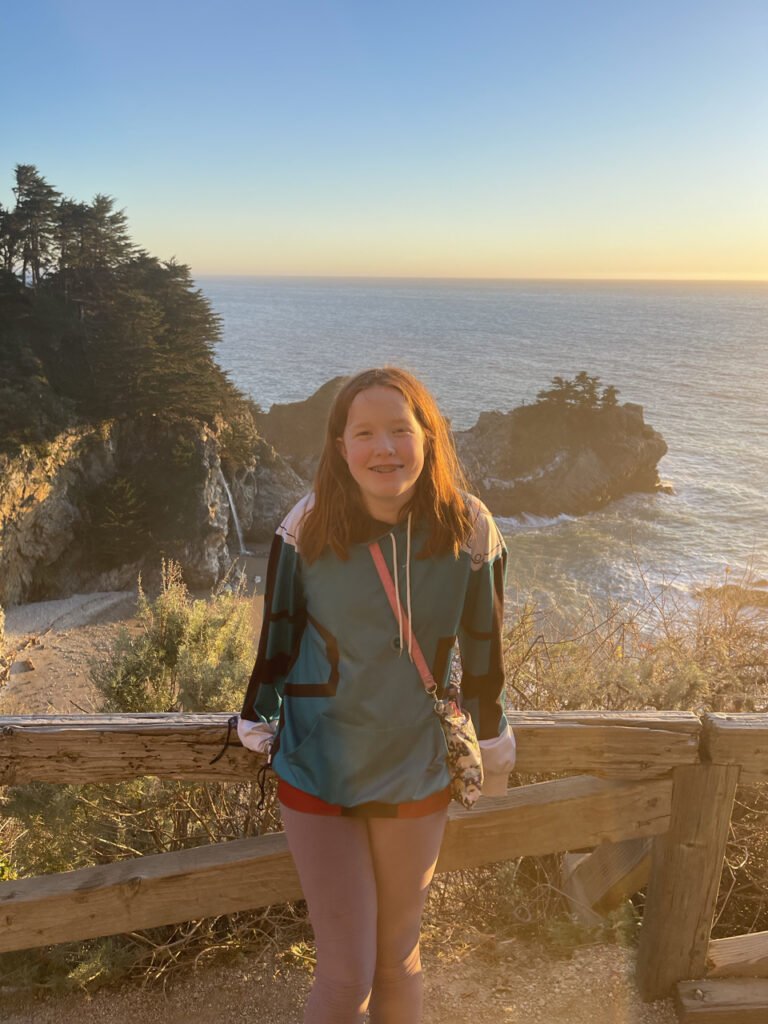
[388,513,414,661]
[405,512,413,661]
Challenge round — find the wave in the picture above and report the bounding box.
[495,511,576,532]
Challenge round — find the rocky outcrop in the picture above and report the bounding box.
[1,424,118,606]
[228,442,306,542]
[455,401,669,517]
[0,418,304,606]
[253,376,346,480]
[253,379,668,518]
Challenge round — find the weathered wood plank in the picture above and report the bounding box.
[508,711,700,778]
[0,831,298,954]
[508,711,700,732]
[707,931,768,978]
[0,774,672,952]
[594,836,653,912]
[439,774,671,871]
[0,714,263,784]
[0,711,701,785]
[560,852,605,927]
[702,714,768,780]
[675,978,768,1022]
[562,836,652,922]
[636,764,741,1001]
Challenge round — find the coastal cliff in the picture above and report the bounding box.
[252,377,347,481]
[255,378,669,517]
[0,167,309,607]
[0,418,303,606]
[0,376,667,606]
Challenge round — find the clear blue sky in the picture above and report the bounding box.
[3,0,767,278]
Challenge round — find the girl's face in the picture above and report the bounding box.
[337,385,425,523]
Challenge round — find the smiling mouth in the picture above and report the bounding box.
[370,465,402,473]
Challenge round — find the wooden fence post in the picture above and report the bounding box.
[636,763,740,1001]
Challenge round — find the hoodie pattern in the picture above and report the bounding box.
[240,492,511,808]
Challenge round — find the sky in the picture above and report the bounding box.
[2,0,767,280]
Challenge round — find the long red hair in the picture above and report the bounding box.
[300,367,473,563]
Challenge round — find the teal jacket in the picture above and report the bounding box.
[239,493,514,807]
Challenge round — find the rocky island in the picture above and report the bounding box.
[255,373,669,519]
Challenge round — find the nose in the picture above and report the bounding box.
[373,431,396,454]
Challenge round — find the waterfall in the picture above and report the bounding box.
[220,472,249,556]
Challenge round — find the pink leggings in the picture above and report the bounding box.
[280,803,447,1024]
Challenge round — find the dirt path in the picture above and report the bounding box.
[0,940,677,1024]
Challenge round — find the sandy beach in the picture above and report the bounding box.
[0,548,271,715]
[1,591,142,715]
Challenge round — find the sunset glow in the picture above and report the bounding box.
[4,0,767,281]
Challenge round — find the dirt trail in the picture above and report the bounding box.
[1,941,677,1024]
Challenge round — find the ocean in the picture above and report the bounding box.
[196,276,768,616]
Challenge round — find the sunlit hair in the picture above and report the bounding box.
[300,367,474,564]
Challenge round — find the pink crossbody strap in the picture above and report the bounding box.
[368,541,437,693]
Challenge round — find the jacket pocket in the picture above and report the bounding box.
[278,713,445,806]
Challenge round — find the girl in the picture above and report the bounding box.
[238,367,516,1024]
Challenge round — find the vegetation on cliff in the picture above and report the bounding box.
[0,165,274,593]
[535,371,620,409]
[0,164,255,455]
[470,370,627,481]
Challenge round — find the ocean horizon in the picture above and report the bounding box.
[196,275,768,617]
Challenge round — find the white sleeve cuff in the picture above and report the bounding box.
[479,725,516,795]
[237,716,276,755]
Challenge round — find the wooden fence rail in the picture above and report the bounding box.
[0,710,701,784]
[0,775,672,954]
[1,709,767,1023]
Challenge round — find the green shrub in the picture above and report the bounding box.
[0,561,304,993]
[92,560,254,714]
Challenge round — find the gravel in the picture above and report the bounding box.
[0,941,678,1024]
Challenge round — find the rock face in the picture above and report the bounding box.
[253,376,346,480]
[253,379,668,517]
[0,424,119,606]
[228,443,306,542]
[0,418,304,606]
[455,401,669,517]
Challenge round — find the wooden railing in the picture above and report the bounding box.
[2,710,767,1021]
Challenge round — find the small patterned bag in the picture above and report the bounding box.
[369,541,484,809]
[432,689,484,808]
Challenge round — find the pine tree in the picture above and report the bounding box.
[0,202,22,274]
[573,370,601,407]
[12,164,61,286]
